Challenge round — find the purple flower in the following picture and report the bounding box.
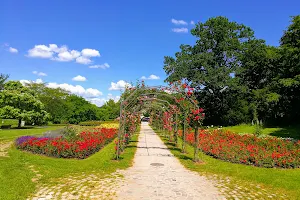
[15,136,37,146]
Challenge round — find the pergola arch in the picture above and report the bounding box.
[116,85,203,162]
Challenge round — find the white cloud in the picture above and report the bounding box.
[27,44,101,65]
[81,49,100,57]
[20,80,30,85]
[89,94,120,107]
[32,71,47,76]
[72,75,87,82]
[38,72,47,76]
[140,74,160,80]
[9,47,18,53]
[47,82,102,98]
[89,63,110,69]
[89,98,107,107]
[171,18,188,25]
[55,50,80,62]
[36,79,43,84]
[27,45,53,58]
[109,80,132,91]
[76,56,92,65]
[172,28,188,33]
[148,75,160,80]
[190,20,195,25]
[107,93,120,102]
[19,79,104,106]
[20,79,43,85]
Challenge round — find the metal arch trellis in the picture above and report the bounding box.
[116,85,202,162]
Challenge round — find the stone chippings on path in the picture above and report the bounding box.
[116,122,225,200]
[27,122,289,199]
[28,172,123,200]
[207,175,288,199]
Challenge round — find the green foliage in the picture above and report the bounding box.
[79,121,102,126]
[254,123,263,137]
[65,95,99,124]
[0,81,50,127]
[97,99,120,121]
[163,15,300,127]
[61,126,78,140]
[0,119,18,127]
[25,83,120,124]
[27,83,70,124]
[0,73,9,90]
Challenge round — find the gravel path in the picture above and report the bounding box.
[116,122,225,200]
[27,122,286,199]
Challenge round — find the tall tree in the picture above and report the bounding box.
[65,95,99,124]
[0,81,50,127]
[98,99,120,120]
[0,74,9,90]
[164,16,257,125]
[274,15,300,124]
[27,83,70,123]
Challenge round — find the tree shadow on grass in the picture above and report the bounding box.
[269,126,300,140]
[178,154,193,161]
[11,126,35,130]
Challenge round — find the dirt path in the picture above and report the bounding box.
[0,141,12,157]
[116,122,224,200]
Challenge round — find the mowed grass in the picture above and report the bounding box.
[0,126,64,141]
[0,126,139,200]
[224,124,300,139]
[153,128,300,199]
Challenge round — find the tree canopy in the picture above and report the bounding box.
[0,81,50,127]
[164,15,300,126]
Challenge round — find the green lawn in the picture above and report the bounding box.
[0,126,139,200]
[153,127,300,199]
[224,124,300,139]
[0,126,64,141]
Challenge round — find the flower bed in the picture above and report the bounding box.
[181,129,300,168]
[96,121,119,129]
[15,128,118,159]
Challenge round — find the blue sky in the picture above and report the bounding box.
[1,0,299,106]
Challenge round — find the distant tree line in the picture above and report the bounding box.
[0,78,120,125]
[164,15,300,126]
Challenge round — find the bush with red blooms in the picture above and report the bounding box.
[182,129,300,168]
[15,128,118,159]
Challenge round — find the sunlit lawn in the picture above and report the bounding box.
[224,124,300,139]
[0,125,139,200]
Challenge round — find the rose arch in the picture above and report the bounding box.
[115,82,205,162]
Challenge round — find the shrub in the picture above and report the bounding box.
[78,121,102,126]
[183,129,300,168]
[15,128,118,159]
[0,119,18,126]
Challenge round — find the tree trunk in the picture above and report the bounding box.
[174,114,178,146]
[194,127,199,162]
[18,119,22,128]
[182,119,186,153]
[174,128,178,146]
